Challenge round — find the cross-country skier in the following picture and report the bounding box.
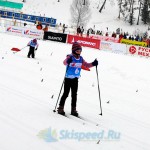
[27,38,39,58]
[57,41,98,117]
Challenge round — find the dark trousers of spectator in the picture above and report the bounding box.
[59,78,78,108]
[27,46,35,58]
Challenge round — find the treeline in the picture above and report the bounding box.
[98,0,150,25]
[117,0,150,25]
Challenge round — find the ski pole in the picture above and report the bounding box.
[20,46,28,50]
[53,78,65,112]
[95,65,103,115]
[53,65,69,112]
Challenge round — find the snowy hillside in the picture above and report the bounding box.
[12,0,149,34]
[0,32,150,150]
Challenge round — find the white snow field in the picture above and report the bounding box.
[0,33,150,150]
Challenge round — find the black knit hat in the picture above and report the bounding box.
[72,42,82,54]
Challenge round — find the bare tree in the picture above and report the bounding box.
[137,0,143,25]
[128,0,135,25]
[118,0,123,19]
[99,0,107,13]
[70,0,91,28]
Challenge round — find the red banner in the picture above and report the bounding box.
[67,35,100,49]
[89,35,119,43]
[127,45,150,57]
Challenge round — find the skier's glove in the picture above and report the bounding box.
[92,59,98,66]
[67,57,72,65]
[35,48,37,50]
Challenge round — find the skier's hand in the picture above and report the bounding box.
[67,57,72,65]
[35,48,37,50]
[92,59,98,66]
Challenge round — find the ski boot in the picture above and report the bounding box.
[71,107,78,117]
[57,106,65,116]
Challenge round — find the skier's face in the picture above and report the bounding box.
[75,50,82,55]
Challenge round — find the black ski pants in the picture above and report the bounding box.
[59,77,78,108]
[27,46,35,58]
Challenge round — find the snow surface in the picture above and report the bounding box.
[0,33,150,150]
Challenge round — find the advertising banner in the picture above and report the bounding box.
[89,35,119,43]
[43,31,67,43]
[112,42,127,54]
[0,10,57,26]
[127,45,150,58]
[23,29,43,38]
[6,26,44,39]
[67,34,100,49]
[100,41,127,54]
[120,38,147,47]
[6,26,23,34]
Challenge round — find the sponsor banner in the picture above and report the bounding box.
[120,38,147,47]
[100,41,127,54]
[112,42,127,54]
[23,29,43,38]
[6,26,43,39]
[100,41,113,51]
[6,26,23,34]
[67,34,100,49]
[89,35,119,43]
[127,45,150,57]
[43,31,67,43]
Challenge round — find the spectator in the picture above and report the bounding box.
[112,32,116,38]
[131,35,134,41]
[116,28,120,34]
[63,24,67,33]
[80,26,84,36]
[14,20,17,26]
[119,33,123,39]
[87,29,90,37]
[34,20,38,25]
[146,36,150,47]
[128,35,132,40]
[123,32,127,39]
[135,34,139,41]
[43,25,48,32]
[24,22,27,26]
[36,22,42,30]
[100,31,103,36]
[139,36,143,42]
[105,32,108,36]
[77,26,81,36]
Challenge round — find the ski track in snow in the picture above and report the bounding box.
[1,31,150,150]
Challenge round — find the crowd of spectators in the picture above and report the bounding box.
[32,20,150,47]
[75,26,150,48]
